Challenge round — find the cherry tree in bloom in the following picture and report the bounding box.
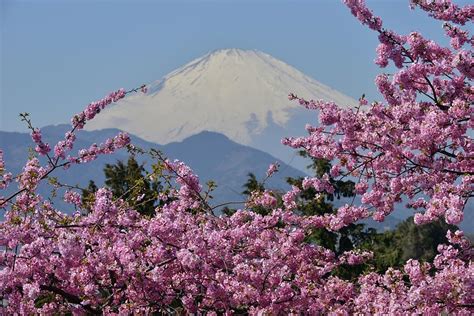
[285,0,473,227]
[0,0,473,314]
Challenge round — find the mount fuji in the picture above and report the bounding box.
[85,49,357,169]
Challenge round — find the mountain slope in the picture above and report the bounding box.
[85,49,356,146]
[164,130,306,202]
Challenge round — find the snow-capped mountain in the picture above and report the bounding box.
[86,49,356,148]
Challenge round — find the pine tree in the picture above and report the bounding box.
[82,156,161,216]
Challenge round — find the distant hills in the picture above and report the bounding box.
[2,125,471,232]
[0,124,306,210]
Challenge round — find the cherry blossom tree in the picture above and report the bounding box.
[0,0,472,314]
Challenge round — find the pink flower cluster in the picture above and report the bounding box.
[302,174,335,194]
[30,128,51,156]
[163,159,203,210]
[282,185,300,211]
[71,88,126,130]
[266,162,279,177]
[54,131,76,160]
[247,190,278,208]
[63,190,82,206]
[443,22,473,50]
[410,0,474,25]
[285,0,473,227]
[0,150,12,191]
[18,158,48,191]
[69,132,131,164]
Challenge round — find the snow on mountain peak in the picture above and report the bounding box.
[85,48,356,144]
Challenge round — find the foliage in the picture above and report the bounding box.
[362,216,459,273]
[84,156,161,216]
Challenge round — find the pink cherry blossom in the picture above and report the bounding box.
[1,1,473,314]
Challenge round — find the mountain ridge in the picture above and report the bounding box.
[5,126,470,232]
[0,125,307,211]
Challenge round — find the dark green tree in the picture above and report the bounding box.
[83,156,161,216]
[361,216,458,273]
[240,172,274,216]
[283,153,376,280]
[81,180,98,211]
[105,156,161,216]
[287,152,373,256]
[242,173,264,196]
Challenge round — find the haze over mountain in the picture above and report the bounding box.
[1,126,411,231]
[0,125,306,210]
[4,126,473,232]
[85,48,357,170]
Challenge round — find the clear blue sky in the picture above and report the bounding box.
[1,0,468,132]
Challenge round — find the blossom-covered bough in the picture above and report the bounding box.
[1,0,473,314]
[286,0,473,227]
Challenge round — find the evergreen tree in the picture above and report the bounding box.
[287,153,373,256]
[83,156,161,216]
[241,172,272,216]
[242,172,264,196]
[362,216,458,273]
[81,180,98,212]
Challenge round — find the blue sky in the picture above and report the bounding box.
[1,0,468,132]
